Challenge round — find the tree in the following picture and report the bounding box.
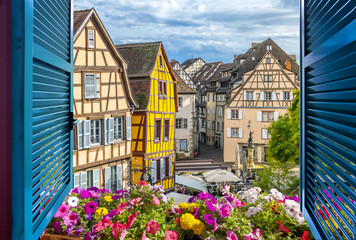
[267,90,300,164]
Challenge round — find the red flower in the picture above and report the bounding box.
[127,212,138,228]
[301,231,310,240]
[112,221,127,238]
[145,219,160,235]
[139,181,148,186]
[278,200,286,204]
[129,197,142,206]
[94,219,111,233]
[116,202,128,215]
[276,221,290,233]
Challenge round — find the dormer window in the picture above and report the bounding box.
[159,54,163,68]
[266,58,271,64]
[87,29,95,48]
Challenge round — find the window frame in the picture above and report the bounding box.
[90,119,102,146]
[114,117,123,141]
[231,110,239,119]
[84,72,101,99]
[283,91,291,100]
[264,75,273,82]
[266,58,271,64]
[262,128,271,139]
[87,27,95,49]
[154,119,162,141]
[262,111,274,122]
[246,91,254,100]
[231,128,239,138]
[264,91,272,100]
[164,119,169,140]
[178,97,183,107]
[180,139,187,151]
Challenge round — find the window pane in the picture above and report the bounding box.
[263,112,268,121]
[269,112,274,121]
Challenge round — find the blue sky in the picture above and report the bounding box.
[74,0,300,64]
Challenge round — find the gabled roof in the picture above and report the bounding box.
[193,61,222,82]
[208,62,236,82]
[174,71,196,94]
[73,8,137,107]
[116,42,161,78]
[233,38,299,76]
[181,57,205,69]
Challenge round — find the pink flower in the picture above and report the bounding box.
[226,230,238,240]
[219,203,232,218]
[62,211,78,226]
[127,212,138,228]
[139,181,148,186]
[152,194,160,206]
[232,199,245,208]
[119,229,128,240]
[129,197,142,206]
[116,202,128,215]
[112,221,127,238]
[244,229,262,240]
[84,202,97,214]
[94,218,111,233]
[165,230,178,240]
[142,230,147,240]
[145,219,160,235]
[54,204,70,218]
[206,201,215,212]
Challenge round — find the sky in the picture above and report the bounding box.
[74,0,300,64]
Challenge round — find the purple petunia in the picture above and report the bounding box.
[87,187,99,192]
[219,203,232,218]
[80,190,90,199]
[70,187,81,194]
[84,232,96,240]
[52,221,62,233]
[188,196,196,203]
[54,204,70,218]
[74,225,84,237]
[104,210,117,220]
[206,201,215,212]
[84,201,97,214]
[203,214,215,225]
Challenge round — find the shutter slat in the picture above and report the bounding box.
[32,148,69,179]
[93,169,100,188]
[117,165,122,190]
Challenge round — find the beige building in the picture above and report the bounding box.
[205,87,218,145]
[174,72,197,158]
[224,38,299,163]
[72,9,136,190]
[181,57,206,79]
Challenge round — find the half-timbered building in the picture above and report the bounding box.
[72,9,136,191]
[117,42,178,191]
[170,59,196,90]
[181,57,206,79]
[224,38,299,163]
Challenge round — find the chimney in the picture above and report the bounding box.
[288,55,297,61]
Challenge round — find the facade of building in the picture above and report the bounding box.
[174,71,197,159]
[72,9,137,191]
[181,57,206,79]
[117,42,178,191]
[224,38,299,163]
[170,59,196,90]
[205,87,218,145]
[196,92,207,144]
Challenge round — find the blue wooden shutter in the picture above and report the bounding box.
[12,0,73,239]
[300,1,356,239]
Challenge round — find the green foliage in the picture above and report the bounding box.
[267,90,300,165]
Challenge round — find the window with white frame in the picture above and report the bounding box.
[264,92,272,100]
[262,128,271,139]
[267,45,272,51]
[231,110,239,119]
[90,119,101,145]
[114,117,123,141]
[87,29,95,48]
[104,165,123,191]
[207,120,210,129]
[246,91,254,100]
[264,75,273,82]
[266,58,271,64]
[178,97,183,107]
[231,128,239,137]
[283,91,291,100]
[262,112,274,122]
[84,73,100,99]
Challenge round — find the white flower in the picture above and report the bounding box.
[67,196,79,207]
[270,189,284,200]
[246,203,263,217]
[242,187,261,204]
[160,193,168,203]
[293,210,305,225]
[222,185,231,195]
[285,199,300,207]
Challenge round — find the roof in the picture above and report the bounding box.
[181,57,205,69]
[116,42,161,78]
[206,86,218,92]
[216,87,230,94]
[174,71,196,94]
[73,9,91,34]
[208,62,236,82]
[193,62,222,83]
[233,38,299,76]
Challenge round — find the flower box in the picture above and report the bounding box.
[41,233,80,240]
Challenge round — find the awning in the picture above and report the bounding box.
[166,192,192,204]
[175,175,207,192]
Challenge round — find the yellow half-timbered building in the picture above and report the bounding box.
[73,9,136,191]
[117,42,178,191]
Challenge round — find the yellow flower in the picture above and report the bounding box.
[188,203,198,212]
[192,219,205,235]
[180,213,196,230]
[104,196,113,202]
[95,207,108,217]
[178,202,189,209]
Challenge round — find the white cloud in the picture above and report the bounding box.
[74,0,299,63]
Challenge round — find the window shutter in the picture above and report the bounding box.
[272,92,276,100]
[274,112,279,120]
[12,0,73,239]
[105,167,111,190]
[151,161,157,183]
[116,165,122,190]
[77,121,83,149]
[74,174,80,188]
[83,120,91,148]
[169,156,173,176]
[227,109,231,119]
[184,118,188,129]
[109,118,114,144]
[239,128,243,138]
[160,159,165,179]
[262,129,267,139]
[95,73,100,98]
[88,29,95,48]
[227,128,231,138]
[290,91,293,100]
[104,119,108,145]
[126,115,132,140]
[93,169,100,188]
[280,92,284,100]
[243,91,247,100]
[238,110,243,120]
[253,92,256,100]
[257,112,262,121]
[260,92,265,101]
[301,2,355,239]
[80,172,87,189]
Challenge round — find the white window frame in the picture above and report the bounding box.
[231,128,239,138]
[90,119,101,146]
[180,139,187,151]
[88,29,95,48]
[283,91,291,100]
[264,75,273,82]
[264,92,272,101]
[262,111,274,122]
[84,73,100,99]
[114,117,123,141]
[77,121,83,150]
[246,91,254,100]
[262,128,271,139]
